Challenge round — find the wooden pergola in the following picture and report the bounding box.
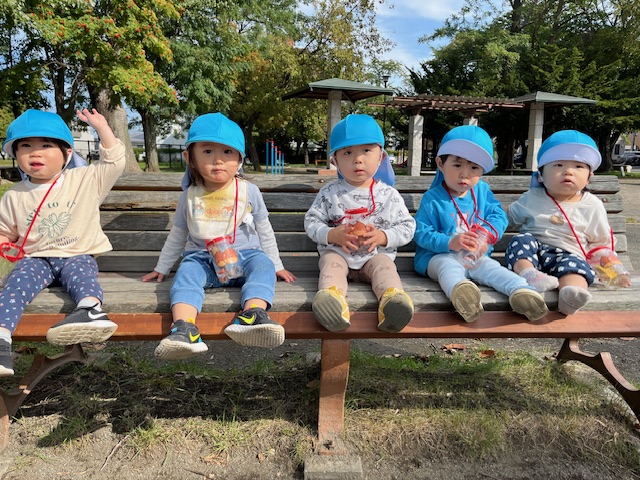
[283,78,393,169]
[372,91,596,175]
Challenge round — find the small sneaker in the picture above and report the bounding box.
[377,288,414,332]
[509,288,549,321]
[155,319,208,360]
[224,307,285,348]
[46,305,118,346]
[312,287,350,332]
[451,280,484,323]
[0,339,14,376]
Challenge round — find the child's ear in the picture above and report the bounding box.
[435,156,444,169]
[537,172,543,183]
[182,150,189,162]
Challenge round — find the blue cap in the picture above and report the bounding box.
[329,114,395,186]
[185,112,245,158]
[437,125,494,173]
[3,110,74,159]
[329,114,384,155]
[537,130,601,170]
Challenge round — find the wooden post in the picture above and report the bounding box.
[317,339,351,454]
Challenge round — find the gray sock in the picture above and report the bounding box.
[558,286,592,315]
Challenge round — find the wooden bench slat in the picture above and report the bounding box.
[13,309,640,341]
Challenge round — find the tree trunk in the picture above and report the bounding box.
[140,109,160,172]
[91,88,141,173]
[303,140,310,167]
[243,121,261,172]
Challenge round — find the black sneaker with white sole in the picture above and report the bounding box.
[0,338,13,376]
[155,319,208,360]
[46,305,118,346]
[224,307,285,348]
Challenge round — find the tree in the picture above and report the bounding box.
[11,0,179,171]
[411,0,640,171]
[0,2,49,118]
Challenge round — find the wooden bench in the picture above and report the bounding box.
[2,172,639,469]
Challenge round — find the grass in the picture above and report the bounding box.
[4,342,640,475]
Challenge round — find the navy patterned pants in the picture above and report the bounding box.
[506,233,595,285]
[0,255,102,333]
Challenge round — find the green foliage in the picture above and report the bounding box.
[411,0,640,170]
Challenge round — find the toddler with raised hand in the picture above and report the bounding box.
[0,108,125,376]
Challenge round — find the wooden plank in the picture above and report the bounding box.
[18,273,640,315]
[112,173,621,195]
[101,190,623,215]
[13,308,640,341]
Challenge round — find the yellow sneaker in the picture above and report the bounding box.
[377,288,414,332]
[451,280,483,323]
[509,288,549,321]
[312,287,350,332]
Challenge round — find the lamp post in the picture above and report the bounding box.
[382,74,390,138]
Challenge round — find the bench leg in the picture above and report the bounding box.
[317,338,350,455]
[557,338,640,421]
[0,344,88,450]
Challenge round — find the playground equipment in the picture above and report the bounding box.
[265,139,284,174]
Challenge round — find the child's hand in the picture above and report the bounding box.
[277,269,297,283]
[76,108,118,149]
[142,271,165,283]
[361,224,387,252]
[449,232,480,253]
[327,224,360,254]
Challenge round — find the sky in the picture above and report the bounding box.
[375,0,466,78]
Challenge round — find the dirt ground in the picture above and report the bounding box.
[2,336,640,480]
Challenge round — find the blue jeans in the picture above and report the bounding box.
[427,253,533,299]
[170,249,276,313]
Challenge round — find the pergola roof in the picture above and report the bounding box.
[282,78,393,102]
[370,93,525,114]
[512,91,597,106]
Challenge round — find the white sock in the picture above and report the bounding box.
[558,286,592,315]
[519,268,559,293]
[77,298,101,311]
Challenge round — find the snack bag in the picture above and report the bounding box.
[587,247,631,288]
[206,236,244,283]
[0,243,24,287]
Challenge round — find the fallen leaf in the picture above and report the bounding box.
[202,453,224,465]
[443,343,467,351]
[620,337,636,341]
[306,379,320,390]
[478,349,495,358]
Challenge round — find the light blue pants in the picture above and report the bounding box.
[170,249,276,313]
[427,253,533,299]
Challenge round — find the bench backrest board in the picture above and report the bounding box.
[99,173,627,274]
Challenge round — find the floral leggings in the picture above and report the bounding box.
[0,255,102,333]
